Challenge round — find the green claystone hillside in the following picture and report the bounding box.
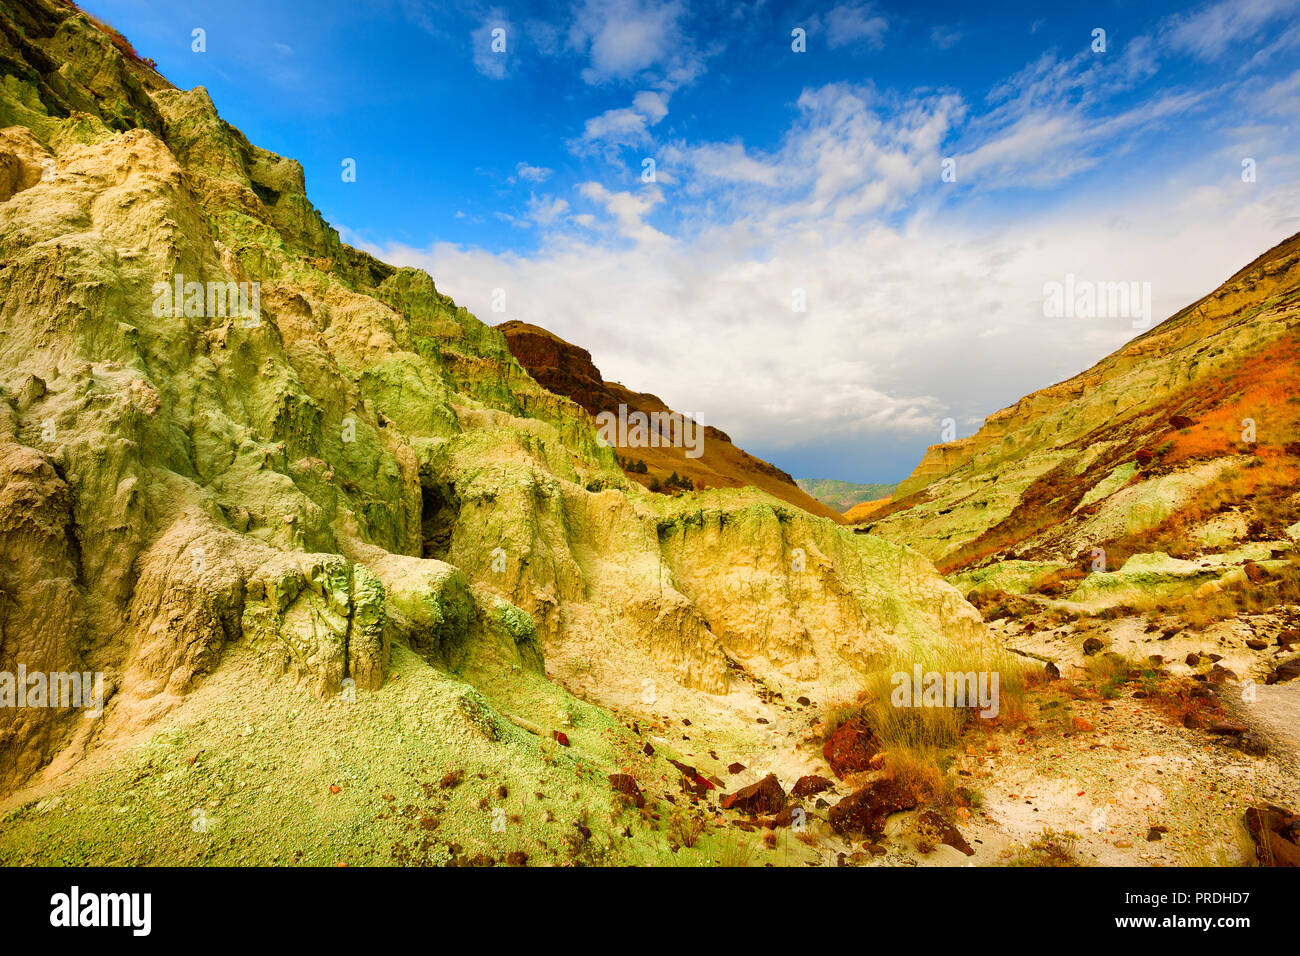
[863,232,1300,575]
[0,0,987,837]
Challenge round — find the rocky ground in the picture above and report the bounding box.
[4,583,1295,867]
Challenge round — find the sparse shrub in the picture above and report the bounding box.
[1007,828,1083,867]
[1084,652,1137,698]
[713,832,756,867]
[668,809,705,848]
[1146,678,1227,729]
[882,746,954,804]
[821,698,864,741]
[1129,555,1300,629]
[821,644,1037,806]
[872,644,1036,736]
[662,471,695,492]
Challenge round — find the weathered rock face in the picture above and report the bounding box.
[0,443,87,793]
[0,0,991,795]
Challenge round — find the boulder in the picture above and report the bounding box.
[917,810,975,856]
[827,778,917,837]
[1266,656,1300,684]
[669,758,715,797]
[1207,721,1247,735]
[720,773,786,814]
[1244,804,1300,866]
[791,774,834,798]
[822,717,879,778]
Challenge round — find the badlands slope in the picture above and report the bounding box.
[0,0,987,864]
[864,231,1300,575]
[859,230,1300,760]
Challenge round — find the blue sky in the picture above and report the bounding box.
[86,0,1300,483]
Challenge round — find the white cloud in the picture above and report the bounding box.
[568,0,692,83]
[366,177,1291,460]
[930,26,961,50]
[577,106,654,148]
[633,90,669,123]
[472,14,511,79]
[664,140,781,187]
[1161,0,1299,61]
[573,89,672,153]
[515,162,553,183]
[824,3,889,50]
[526,194,571,226]
[577,181,670,247]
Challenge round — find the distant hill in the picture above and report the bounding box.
[796,478,898,513]
[498,320,845,522]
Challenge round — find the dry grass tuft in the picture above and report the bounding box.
[1006,828,1084,867]
[822,643,1039,806]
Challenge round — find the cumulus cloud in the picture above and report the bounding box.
[514,162,553,183]
[663,140,781,187]
[576,181,670,247]
[573,89,672,154]
[823,3,889,50]
[365,179,1293,473]
[526,194,571,226]
[633,89,669,123]
[577,106,655,149]
[568,0,695,84]
[471,13,511,79]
